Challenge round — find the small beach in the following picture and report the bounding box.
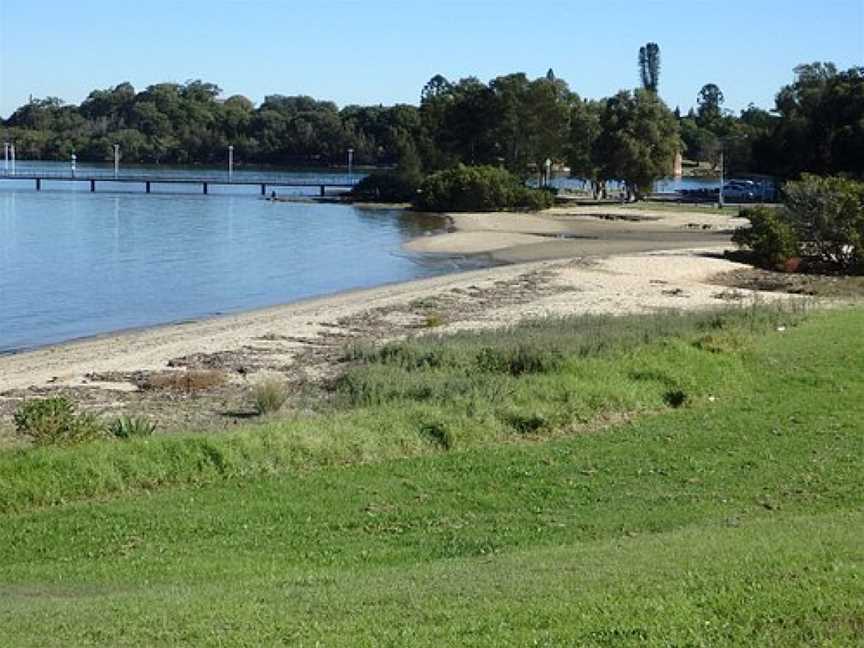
[0,203,780,434]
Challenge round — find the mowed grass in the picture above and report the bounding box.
[0,307,862,645]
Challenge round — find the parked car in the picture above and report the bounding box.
[721,183,756,200]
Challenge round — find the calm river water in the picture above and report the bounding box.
[0,165,479,353]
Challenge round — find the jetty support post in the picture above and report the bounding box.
[319,185,325,197]
[203,182,208,195]
[90,180,96,192]
[35,178,41,191]
[261,184,266,196]
[145,181,151,194]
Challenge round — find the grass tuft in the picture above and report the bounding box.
[108,416,157,439]
[252,379,289,415]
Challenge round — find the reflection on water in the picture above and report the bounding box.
[0,189,481,353]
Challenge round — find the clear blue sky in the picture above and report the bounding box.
[1,0,862,118]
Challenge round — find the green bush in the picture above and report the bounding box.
[733,206,800,269]
[350,171,419,202]
[109,416,157,439]
[13,398,105,446]
[414,165,554,212]
[782,175,864,272]
[515,186,557,211]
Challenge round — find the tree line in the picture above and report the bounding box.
[2,51,862,189]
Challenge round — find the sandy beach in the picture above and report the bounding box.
[0,204,774,432]
[405,204,747,261]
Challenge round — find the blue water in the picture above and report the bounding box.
[0,176,476,353]
[0,160,363,196]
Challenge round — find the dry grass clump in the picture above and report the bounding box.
[252,379,289,415]
[139,370,227,393]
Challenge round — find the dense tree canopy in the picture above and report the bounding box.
[2,80,422,167]
[752,63,864,177]
[3,58,863,187]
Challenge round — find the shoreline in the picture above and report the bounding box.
[0,201,740,362]
[0,203,774,432]
[0,260,522,392]
[0,246,759,394]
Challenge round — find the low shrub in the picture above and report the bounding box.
[13,398,105,446]
[515,186,557,211]
[733,206,799,269]
[736,176,864,274]
[782,175,864,273]
[414,165,554,212]
[253,379,288,415]
[109,416,157,439]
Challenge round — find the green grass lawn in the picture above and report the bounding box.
[1,308,862,646]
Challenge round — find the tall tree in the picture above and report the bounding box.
[522,76,572,181]
[594,89,680,200]
[566,98,603,195]
[638,43,661,93]
[696,83,725,127]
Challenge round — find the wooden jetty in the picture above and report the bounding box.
[0,172,357,196]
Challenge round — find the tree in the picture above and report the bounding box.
[697,83,725,127]
[594,89,680,200]
[638,43,661,93]
[438,77,499,165]
[419,74,458,170]
[566,98,602,192]
[521,77,572,181]
[489,73,532,172]
[753,63,864,178]
[679,117,720,167]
